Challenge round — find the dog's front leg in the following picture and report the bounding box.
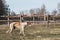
[19,26,25,36]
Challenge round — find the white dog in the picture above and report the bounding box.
[6,22,32,36]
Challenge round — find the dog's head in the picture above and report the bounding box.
[27,22,31,26]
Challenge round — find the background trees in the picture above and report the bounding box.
[0,0,8,16]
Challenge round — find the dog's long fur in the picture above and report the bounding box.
[6,22,32,36]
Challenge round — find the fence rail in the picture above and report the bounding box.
[0,15,60,27]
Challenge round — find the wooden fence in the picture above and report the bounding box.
[0,13,60,28]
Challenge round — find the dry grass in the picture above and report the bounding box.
[0,24,60,40]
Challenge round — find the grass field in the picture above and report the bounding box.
[0,24,60,40]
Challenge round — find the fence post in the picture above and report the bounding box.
[53,16,55,27]
[44,13,46,21]
[7,12,10,26]
[33,15,35,24]
[20,12,22,22]
[46,14,49,28]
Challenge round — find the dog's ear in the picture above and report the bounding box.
[27,22,31,25]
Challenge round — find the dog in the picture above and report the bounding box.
[6,22,32,36]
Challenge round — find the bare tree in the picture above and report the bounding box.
[40,4,46,21]
[30,9,35,15]
[57,3,60,14]
[52,10,57,16]
[35,8,40,14]
[10,11,16,16]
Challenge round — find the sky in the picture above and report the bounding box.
[5,0,60,14]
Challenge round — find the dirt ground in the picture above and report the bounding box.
[0,24,60,40]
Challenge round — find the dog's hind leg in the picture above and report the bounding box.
[6,28,10,33]
[6,23,14,33]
